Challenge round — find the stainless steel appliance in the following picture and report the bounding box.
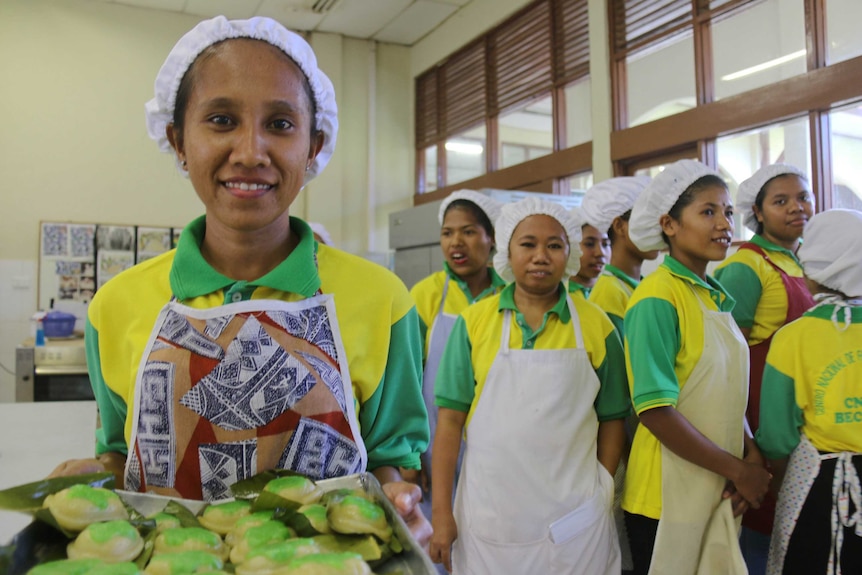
[15,339,93,402]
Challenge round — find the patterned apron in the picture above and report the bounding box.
[452,294,620,574]
[124,294,367,501]
[768,435,861,575]
[648,284,749,575]
[738,243,814,535]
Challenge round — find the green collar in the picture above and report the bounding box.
[499,282,571,323]
[603,264,639,289]
[805,303,862,323]
[750,234,802,265]
[567,279,591,298]
[169,215,320,300]
[661,255,735,311]
[443,262,507,302]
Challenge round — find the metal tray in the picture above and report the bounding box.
[2,473,436,575]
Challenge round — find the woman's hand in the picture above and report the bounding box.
[381,480,432,547]
[429,509,458,573]
[729,458,772,510]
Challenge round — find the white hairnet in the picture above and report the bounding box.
[438,189,503,228]
[798,209,862,297]
[145,15,338,183]
[308,222,333,246]
[737,163,810,233]
[580,176,652,233]
[493,196,583,282]
[629,159,722,252]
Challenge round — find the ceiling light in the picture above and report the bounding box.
[445,142,484,155]
[721,49,806,81]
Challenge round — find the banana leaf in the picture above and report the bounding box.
[228,469,304,500]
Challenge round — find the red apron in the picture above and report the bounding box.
[738,242,815,534]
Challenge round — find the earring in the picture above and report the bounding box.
[182,160,187,169]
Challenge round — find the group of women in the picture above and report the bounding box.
[43,12,859,575]
[419,160,861,575]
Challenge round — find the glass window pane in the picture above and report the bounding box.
[423,145,437,193]
[826,0,862,65]
[445,124,486,186]
[565,171,593,205]
[626,35,696,127]
[713,0,805,100]
[498,96,553,169]
[830,103,862,210]
[564,78,592,147]
[716,117,811,239]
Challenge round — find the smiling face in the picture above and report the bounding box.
[661,184,734,278]
[167,39,323,236]
[753,174,813,248]
[574,224,611,286]
[440,205,495,280]
[509,214,570,297]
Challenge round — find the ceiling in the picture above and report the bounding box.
[97,0,473,46]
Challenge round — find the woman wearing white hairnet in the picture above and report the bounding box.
[580,175,655,574]
[47,15,430,543]
[713,164,816,573]
[567,207,612,300]
[581,176,657,339]
[756,209,862,575]
[429,196,628,574]
[409,190,506,533]
[622,159,771,575]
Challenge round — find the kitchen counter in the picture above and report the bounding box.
[0,401,98,544]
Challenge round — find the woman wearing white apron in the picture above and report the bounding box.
[47,16,430,543]
[756,209,862,575]
[623,159,772,575]
[409,190,505,528]
[429,197,628,574]
[581,176,657,574]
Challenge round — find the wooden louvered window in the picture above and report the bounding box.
[415,0,592,196]
[611,0,692,56]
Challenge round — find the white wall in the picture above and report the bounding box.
[0,0,414,401]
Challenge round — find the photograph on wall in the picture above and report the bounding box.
[97,225,135,251]
[39,222,97,308]
[172,228,182,248]
[136,227,172,263]
[97,250,135,288]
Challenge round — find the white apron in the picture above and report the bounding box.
[767,435,862,575]
[648,285,749,575]
[124,294,367,501]
[452,294,620,575]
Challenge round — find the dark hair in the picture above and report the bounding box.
[443,199,495,239]
[172,39,319,147]
[607,209,632,244]
[660,174,727,245]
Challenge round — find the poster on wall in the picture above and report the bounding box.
[39,223,97,308]
[136,227,172,263]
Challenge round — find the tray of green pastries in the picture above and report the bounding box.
[0,471,437,574]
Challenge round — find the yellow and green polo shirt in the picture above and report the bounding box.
[568,279,591,300]
[622,255,735,519]
[756,304,862,459]
[590,265,640,338]
[86,216,428,472]
[434,283,630,434]
[410,263,506,360]
[713,235,805,345]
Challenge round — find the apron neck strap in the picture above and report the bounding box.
[500,292,583,354]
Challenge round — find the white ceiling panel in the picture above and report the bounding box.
[256,0,327,31]
[373,0,457,45]
[112,0,188,11]
[316,0,412,39]
[183,0,265,20]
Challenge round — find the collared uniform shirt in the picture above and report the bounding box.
[86,216,428,471]
[714,234,805,345]
[590,264,640,339]
[756,304,862,459]
[622,255,736,519]
[434,283,630,433]
[410,263,506,360]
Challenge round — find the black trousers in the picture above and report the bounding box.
[624,511,659,575]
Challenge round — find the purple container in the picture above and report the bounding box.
[42,311,77,338]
